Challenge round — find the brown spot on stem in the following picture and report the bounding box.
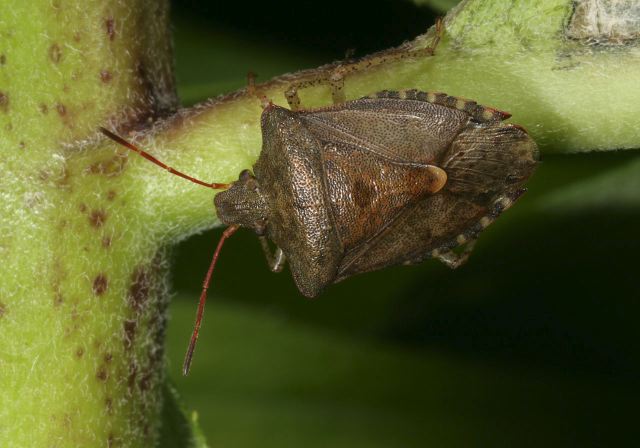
[87,156,126,176]
[55,103,66,116]
[123,319,136,350]
[0,92,8,112]
[107,432,118,448]
[105,18,116,41]
[39,103,48,114]
[139,372,152,392]
[100,70,113,83]
[105,397,113,415]
[54,165,70,188]
[103,352,113,363]
[89,209,107,228]
[102,235,112,249]
[129,267,151,313]
[92,274,108,296]
[51,257,66,307]
[106,190,116,201]
[53,290,64,306]
[0,302,6,318]
[0,54,5,65]
[134,61,154,96]
[75,347,84,358]
[73,32,81,42]
[49,43,62,64]
[96,366,108,382]
[127,361,138,393]
[79,203,87,213]
[18,141,25,150]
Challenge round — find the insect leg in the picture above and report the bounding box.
[285,77,330,111]
[285,18,443,111]
[246,72,272,108]
[259,236,287,272]
[434,239,477,269]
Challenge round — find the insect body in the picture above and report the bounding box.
[100,88,538,373]
[216,89,538,296]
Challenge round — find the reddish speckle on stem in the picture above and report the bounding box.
[139,372,152,392]
[127,361,138,392]
[39,103,48,114]
[49,43,62,64]
[100,70,113,83]
[106,190,116,201]
[104,352,113,363]
[87,156,127,177]
[123,319,136,350]
[0,92,8,112]
[53,290,64,306]
[75,347,84,358]
[102,236,112,249]
[18,141,25,150]
[129,267,150,313]
[92,274,108,296]
[0,54,6,65]
[79,203,87,213]
[89,209,107,228]
[105,18,116,41]
[0,302,6,318]
[105,397,113,415]
[96,366,108,382]
[55,103,66,116]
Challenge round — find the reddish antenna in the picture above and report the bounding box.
[99,127,238,375]
[183,224,239,375]
[99,127,231,190]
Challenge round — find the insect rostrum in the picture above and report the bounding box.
[100,88,538,373]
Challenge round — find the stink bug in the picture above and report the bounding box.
[100,88,538,374]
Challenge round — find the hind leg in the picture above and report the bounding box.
[433,239,477,269]
[432,189,527,269]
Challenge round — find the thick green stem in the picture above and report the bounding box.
[0,1,175,446]
[126,0,640,232]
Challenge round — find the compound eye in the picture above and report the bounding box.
[239,169,252,181]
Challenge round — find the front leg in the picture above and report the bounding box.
[259,236,286,273]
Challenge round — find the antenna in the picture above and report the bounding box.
[100,126,238,374]
[183,224,240,375]
[99,127,231,190]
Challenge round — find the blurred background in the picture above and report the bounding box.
[165,1,640,446]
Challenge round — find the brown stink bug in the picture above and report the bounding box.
[100,88,538,374]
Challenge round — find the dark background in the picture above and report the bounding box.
[165,1,640,446]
